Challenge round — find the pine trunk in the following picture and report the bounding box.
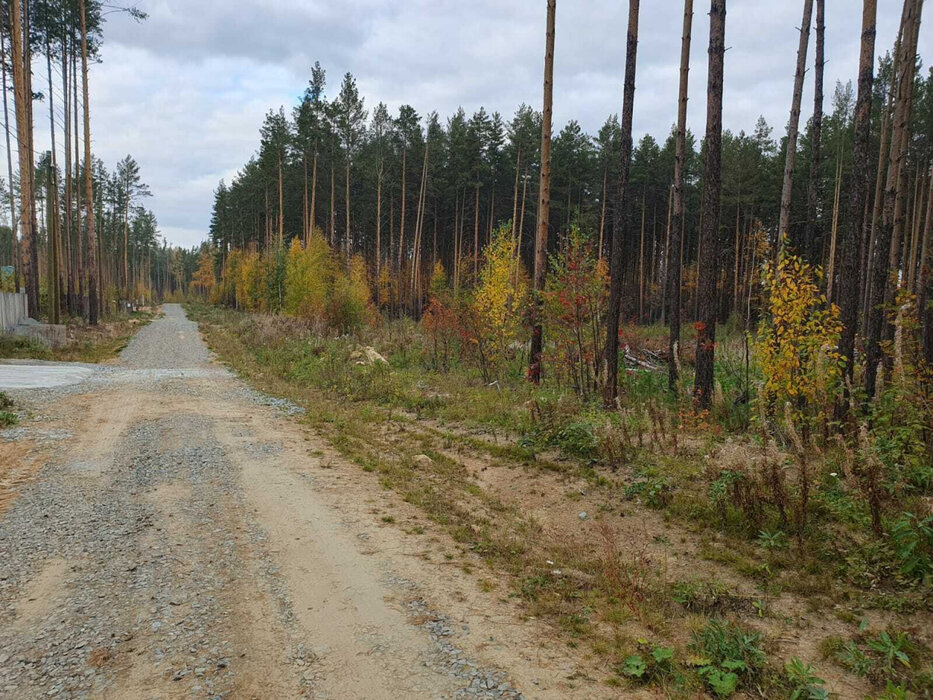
[777,0,814,256]
[803,0,824,262]
[529,0,557,384]
[79,0,99,324]
[693,0,726,410]
[864,0,920,398]
[9,0,38,317]
[602,0,639,403]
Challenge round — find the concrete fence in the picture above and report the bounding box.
[0,291,28,331]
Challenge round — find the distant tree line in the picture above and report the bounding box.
[0,0,198,321]
[210,0,930,408]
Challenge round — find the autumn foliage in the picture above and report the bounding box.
[754,247,843,438]
[541,225,608,396]
[212,233,374,332]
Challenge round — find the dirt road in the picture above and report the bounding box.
[0,305,588,699]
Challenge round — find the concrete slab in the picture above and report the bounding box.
[0,364,93,389]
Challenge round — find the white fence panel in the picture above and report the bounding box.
[0,291,28,331]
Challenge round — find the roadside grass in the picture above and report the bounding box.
[0,391,16,427]
[187,302,932,696]
[0,310,156,363]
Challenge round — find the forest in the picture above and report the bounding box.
[1,0,932,696]
[188,0,933,695]
[205,0,931,411]
[0,0,203,322]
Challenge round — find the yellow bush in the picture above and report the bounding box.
[284,236,332,322]
[467,223,528,379]
[754,248,843,436]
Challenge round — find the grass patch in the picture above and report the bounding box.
[0,310,155,363]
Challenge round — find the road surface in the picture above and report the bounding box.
[0,305,582,699]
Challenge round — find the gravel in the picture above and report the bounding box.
[0,304,523,699]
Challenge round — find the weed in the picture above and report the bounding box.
[689,618,766,696]
[625,474,673,508]
[671,579,736,614]
[785,657,828,699]
[619,639,677,685]
[757,529,790,550]
[867,630,913,676]
[0,410,17,428]
[889,513,933,579]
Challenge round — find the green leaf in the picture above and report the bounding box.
[721,659,747,671]
[651,646,674,663]
[622,654,647,678]
[706,669,739,697]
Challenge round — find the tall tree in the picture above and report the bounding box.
[9,0,39,317]
[79,0,99,324]
[836,0,877,410]
[778,0,814,256]
[667,0,693,391]
[528,0,556,384]
[116,155,151,298]
[335,72,367,262]
[803,0,825,262]
[371,102,391,285]
[693,0,727,409]
[864,0,922,398]
[1,27,19,296]
[259,108,290,247]
[602,0,640,405]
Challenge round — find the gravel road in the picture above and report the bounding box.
[0,305,555,699]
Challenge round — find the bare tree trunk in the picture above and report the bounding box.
[9,0,39,317]
[693,0,727,410]
[910,172,930,295]
[777,0,814,257]
[310,143,318,238]
[511,148,521,243]
[826,147,843,304]
[861,20,900,333]
[803,0,824,262]
[1,28,20,296]
[124,195,130,299]
[345,155,351,266]
[398,148,406,273]
[279,156,284,246]
[473,185,480,280]
[906,169,925,293]
[638,192,646,320]
[514,171,529,290]
[376,163,383,289]
[918,173,933,364]
[329,165,335,246]
[864,0,920,398]
[61,35,74,316]
[528,0,557,385]
[598,168,608,260]
[302,153,308,244]
[602,0,639,403]
[73,47,83,316]
[79,0,99,324]
[661,183,673,325]
[410,137,429,306]
[45,39,61,323]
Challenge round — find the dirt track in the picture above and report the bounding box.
[0,305,591,699]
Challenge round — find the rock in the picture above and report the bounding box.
[412,454,434,468]
[350,346,388,365]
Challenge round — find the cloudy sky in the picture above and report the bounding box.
[30,1,924,248]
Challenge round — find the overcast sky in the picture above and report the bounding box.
[28,1,925,248]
